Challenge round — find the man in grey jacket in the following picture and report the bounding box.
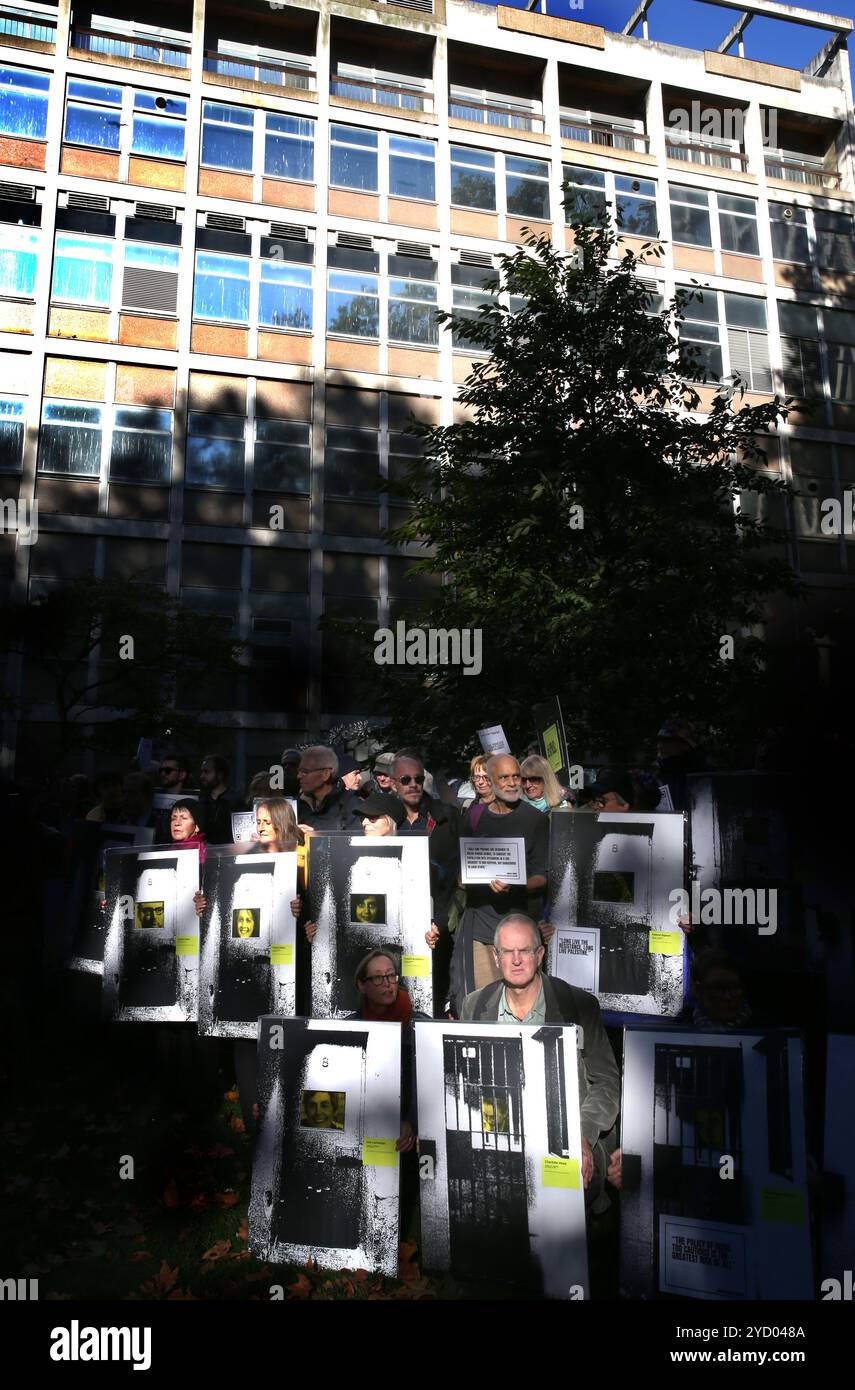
[461,912,620,1205]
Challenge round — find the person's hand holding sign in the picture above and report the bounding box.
[490,879,511,893]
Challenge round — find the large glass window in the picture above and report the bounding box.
[0,65,50,139]
[254,418,311,492]
[389,135,435,201]
[718,194,759,256]
[505,155,550,220]
[38,401,103,475]
[451,262,497,352]
[778,302,823,398]
[451,145,496,211]
[131,92,187,160]
[264,113,314,181]
[110,406,173,483]
[192,251,250,323]
[615,175,657,236]
[0,226,38,296]
[388,432,426,501]
[259,259,312,330]
[201,101,253,172]
[677,289,722,380]
[0,397,25,469]
[330,124,377,192]
[563,164,606,222]
[388,274,438,345]
[670,185,711,246]
[770,204,809,263]
[324,425,379,498]
[186,412,245,489]
[64,79,122,150]
[815,210,855,274]
[326,269,379,337]
[51,233,113,307]
[825,309,855,402]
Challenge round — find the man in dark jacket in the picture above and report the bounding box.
[297,745,357,834]
[461,912,620,1207]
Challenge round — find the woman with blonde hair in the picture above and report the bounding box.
[520,754,565,812]
[459,754,496,814]
[253,797,299,851]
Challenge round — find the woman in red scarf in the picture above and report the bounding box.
[350,949,429,1153]
[169,798,207,864]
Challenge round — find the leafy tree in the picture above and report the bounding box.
[364,217,801,764]
[1,575,244,765]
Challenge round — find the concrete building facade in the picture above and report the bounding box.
[0,0,853,780]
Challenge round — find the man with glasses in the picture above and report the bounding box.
[461,913,620,1207]
[391,749,461,1012]
[449,754,549,1012]
[296,745,357,834]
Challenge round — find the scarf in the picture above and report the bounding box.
[523,794,550,813]
[360,988,413,1025]
[173,829,206,864]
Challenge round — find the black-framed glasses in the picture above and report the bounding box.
[364,972,398,985]
[398,774,425,786]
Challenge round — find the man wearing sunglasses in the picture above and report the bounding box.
[392,749,461,1012]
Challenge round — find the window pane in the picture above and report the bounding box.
[131,114,186,160]
[389,279,438,345]
[506,173,549,219]
[124,242,179,272]
[256,419,309,444]
[670,202,711,246]
[188,412,244,438]
[264,113,314,181]
[186,434,245,488]
[254,431,310,491]
[324,427,379,497]
[389,138,435,201]
[39,403,102,475]
[52,235,112,306]
[110,406,173,483]
[330,127,377,191]
[201,102,253,171]
[0,396,24,468]
[326,271,379,336]
[0,230,38,295]
[193,252,250,323]
[64,102,121,150]
[259,260,312,330]
[724,294,766,330]
[616,194,658,237]
[720,211,759,256]
[451,147,495,210]
[778,302,818,338]
[0,65,50,139]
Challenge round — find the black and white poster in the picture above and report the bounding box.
[415,1021,588,1298]
[66,821,156,975]
[198,848,298,1038]
[250,1017,401,1274]
[620,1028,812,1300]
[547,811,687,1015]
[822,1033,855,1296]
[101,845,200,1022]
[308,836,433,1017]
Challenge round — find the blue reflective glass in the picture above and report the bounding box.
[131,113,186,159]
[134,92,187,117]
[193,253,250,323]
[124,243,180,272]
[39,403,103,475]
[0,395,24,468]
[186,433,244,488]
[0,65,49,138]
[0,233,38,295]
[326,271,379,337]
[331,123,376,149]
[259,260,312,330]
[330,128,377,191]
[64,101,121,150]
[68,79,122,105]
[264,114,313,180]
[450,152,495,210]
[51,235,112,306]
[201,103,253,170]
[389,144,435,201]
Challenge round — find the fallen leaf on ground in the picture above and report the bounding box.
[201,1240,231,1263]
[215,1191,239,1209]
[286,1273,312,1300]
[229,1116,246,1135]
[138,1261,179,1298]
[129,1251,154,1263]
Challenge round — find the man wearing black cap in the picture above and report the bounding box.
[351,791,406,836]
[371,753,396,795]
[338,754,364,796]
[584,768,636,813]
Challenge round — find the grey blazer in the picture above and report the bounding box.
[460,974,620,1147]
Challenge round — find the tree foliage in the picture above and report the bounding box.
[364,218,801,763]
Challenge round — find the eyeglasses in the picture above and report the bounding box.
[473,773,490,782]
[495,946,540,958]
[364,972,398,986]
[397,774,425,786]
[362,815,386,824]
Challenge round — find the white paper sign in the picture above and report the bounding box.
[460,837,526,885]
[477,725,511,756]
[552,926,599,993]
[231,812,256,843]
[659,1215,751,1300]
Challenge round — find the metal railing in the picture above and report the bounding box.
[330,74,431,113]
[0,5,56,44]
[665,133,748,172]
[449,98,543,134]
[765,151,841,190]
[204,50,315,91]
[560,115,648,153]
[70,26,191,68]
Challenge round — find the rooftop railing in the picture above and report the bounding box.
[331,73,431,113]
[449,97,543,134]
[765,150,840,190]
[665,131,748,172]
[560,114,649,153]
[204,50,316,90]
[70,25,191,68]
[0,5,57,44]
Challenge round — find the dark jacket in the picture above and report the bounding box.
[199,788,239,846]
[460,974,620,1147]
[398,795,461,931]
[297,782,359,834]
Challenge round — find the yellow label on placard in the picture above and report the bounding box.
[362,1137,397,1168]
[402,954,430,978]
[543,723,562,775]
[296,844,307,872]
[649,930,682,956]
[270,943,293,966]
[760,1187,805,1225]
[541,1156,580,1189]
[175,935,198,957]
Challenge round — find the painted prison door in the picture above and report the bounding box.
[119,857,179,1009]
[593,826,654,996]
[277,1040,366,1251]
[443,1035,532,1285]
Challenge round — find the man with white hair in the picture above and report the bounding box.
[461,912,620,1206]
[296,745,356,834]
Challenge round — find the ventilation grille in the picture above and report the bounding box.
[205,211,246,232]
[397,240,431,258]
[0,181,35,202]
[459,249,493,268]
[122,266,179,316]
[135,201,176,222]
[269,221,308,240]
[394,0,433,12]
[67,192,110,212]
[336,231,373,251]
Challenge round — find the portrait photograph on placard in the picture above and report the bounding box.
[415,1021,588,1299]
[250,1017,401,1274]
[619,1028,812,1301]
[101,846,200,1023]
[547,811,687,1015]
[308,836,433,1018]
[198,847,298,1039]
